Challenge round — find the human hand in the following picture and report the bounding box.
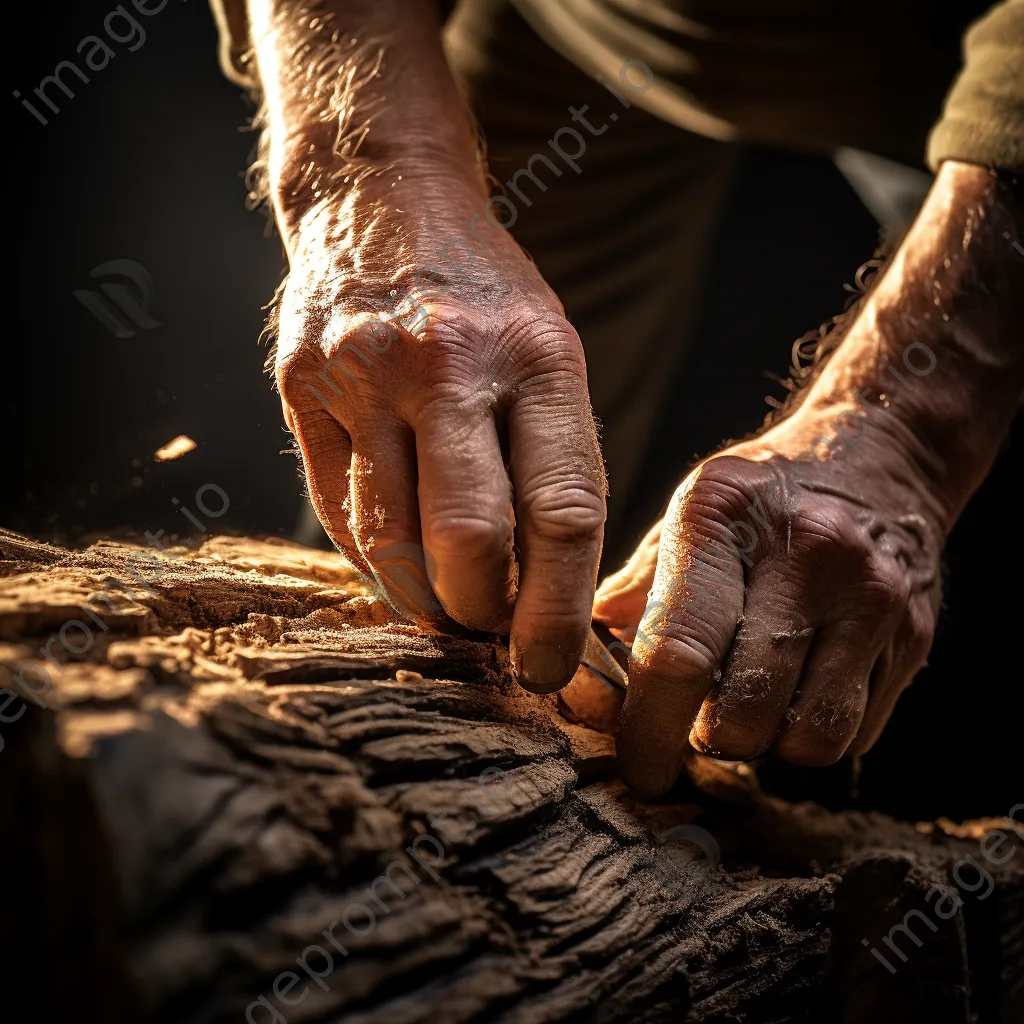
[276,176,606,692]
[595,160,1023,798]
[245,0,606,692]
[594,421,944,797]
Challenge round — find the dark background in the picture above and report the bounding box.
[6,0,297,546]
[5,0,1020,821]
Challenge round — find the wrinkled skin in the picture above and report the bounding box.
[275,179,606,693]
[246,0,1023,798]
[594,429,943,796]
[595,162,1023,797]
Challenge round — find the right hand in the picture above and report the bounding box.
[275,174,606,693]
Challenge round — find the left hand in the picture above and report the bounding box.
[594,411,945,798]
[596,160,1023,799]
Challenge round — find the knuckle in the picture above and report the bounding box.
[510,315,588,377]
[426,512,512,563]
[697,666,792,759]
[677,475,747,526]
[278,348,359,412]
[775,727,849,767]
[672,458,773,544]
[693,455,764,495]
[516,603,591,638]
[783,514,880,587]
[517,312,579,347]
[637,625,719,684]
[777,691,865,766]
[862,568,910,616]
[519,477,606,543]
[645,601,733,660]
[832,558,912,625]
[696,715,772,761]
[414,319,481,365]
[791,506,862,558]
[277,353,314,405]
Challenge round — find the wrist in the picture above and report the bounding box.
[791,162,1024,526]
[271,148,486,252]
[249,0,486,246]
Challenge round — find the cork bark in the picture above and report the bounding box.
[1,529,1020,1024]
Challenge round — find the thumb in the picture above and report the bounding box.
[593,520,663,628]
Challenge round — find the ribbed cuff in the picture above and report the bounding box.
[926,0,1024,172]
[928,115,1024,171]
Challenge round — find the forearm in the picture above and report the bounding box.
[247,0,485,243]
[794,161,1024,528]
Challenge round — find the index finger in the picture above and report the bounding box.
[506,355,606,694]
[618,482,746,797]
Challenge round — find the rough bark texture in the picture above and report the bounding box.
[1,529,1021,1024]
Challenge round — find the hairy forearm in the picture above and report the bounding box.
[794,162,1024,528]
[247,0,484,242]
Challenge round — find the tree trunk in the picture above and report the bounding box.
[1,529,1020,1024]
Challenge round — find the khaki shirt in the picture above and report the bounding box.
[210,0,1023,171]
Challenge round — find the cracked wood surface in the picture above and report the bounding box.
[0,529,1020,1024]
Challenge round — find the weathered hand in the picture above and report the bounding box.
[276,179,606,692]
[595,160,1023,799]
[595,409,944,798]
[246,0,606,691]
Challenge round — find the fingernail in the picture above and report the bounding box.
[621,757,675,798]
[689,734,718,757]
[516,644,571,694]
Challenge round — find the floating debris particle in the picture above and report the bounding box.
[154,435,198,462]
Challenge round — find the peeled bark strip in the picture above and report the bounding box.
[1,529,1020,1024]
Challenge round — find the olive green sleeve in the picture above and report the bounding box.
[927,0,1024,171]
